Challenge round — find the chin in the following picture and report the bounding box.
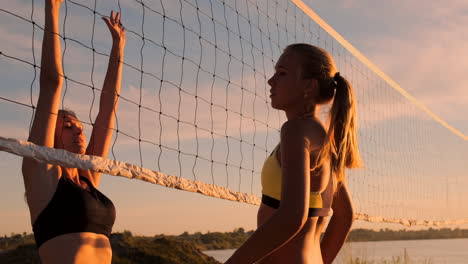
[271,102,284,110]
[73,146,86,155]
[271,101,279,109]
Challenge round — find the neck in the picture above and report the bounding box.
[285,104,319,121]
[61,167,79,181]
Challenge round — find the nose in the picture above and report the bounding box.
[75,125,83,135]
[267,75,274,87]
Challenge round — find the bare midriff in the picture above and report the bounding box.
[38,232,112,264]
[257,203,328,264]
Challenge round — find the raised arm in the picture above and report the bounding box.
[320,181,355,264]
[84,11,126,187]
[22,0,64,184]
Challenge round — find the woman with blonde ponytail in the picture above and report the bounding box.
[226,43,361,264]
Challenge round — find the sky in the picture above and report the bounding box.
[0,0,467,236]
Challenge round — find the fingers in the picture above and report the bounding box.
[116,12,121,25]
[101,16,112,28]
[111,10,122,26]
[102,10,125,41]
[103,11,122,26]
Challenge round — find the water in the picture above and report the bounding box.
[204,249,234,263]
[204,238,468,263]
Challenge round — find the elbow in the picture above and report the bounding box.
[347,212,356,230]
[332,205,355,228]
[348,203,356,224]
[342,206,355,228]
[350,208,356,223]
[279,207,308,235]
[291,214,308,233]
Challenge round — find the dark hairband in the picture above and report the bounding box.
[329,72,341,90]
[334,72,341,80]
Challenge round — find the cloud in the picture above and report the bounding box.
[360,21,468,129]
[0,13,41,62]
[317,0,468,135]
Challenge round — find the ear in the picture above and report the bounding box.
[304,78,319,96]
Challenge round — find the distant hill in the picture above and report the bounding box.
[166,227,254,250]
[347,228,468,242]
[110,232,220,264]
[0,231,220,264]
[0,244,38,264]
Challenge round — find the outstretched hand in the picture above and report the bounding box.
[102,11,126,47]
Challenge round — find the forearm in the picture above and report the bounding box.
[40,2,63,86]
[91,43,123,141]
[86,43,123,159]
[100,42,124,114]
[320,214,353,264]
[320,180,355,264]
[227,211,304,263]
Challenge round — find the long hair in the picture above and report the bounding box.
[285,43,362,185]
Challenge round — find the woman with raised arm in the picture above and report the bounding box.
[225,43,361,264]
[21,0,126,263]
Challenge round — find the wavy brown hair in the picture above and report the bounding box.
[285,43,362,185]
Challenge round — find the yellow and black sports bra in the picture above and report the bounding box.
[261,144,334,217]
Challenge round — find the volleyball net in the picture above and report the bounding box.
[1,0,467,227]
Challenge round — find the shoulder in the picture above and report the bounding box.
[280,118,326,151]
[22,159,61,186]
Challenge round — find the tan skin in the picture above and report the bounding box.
[225,51,354,264]
[21,0,125,263]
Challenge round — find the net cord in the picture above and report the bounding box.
[2,136,467,227]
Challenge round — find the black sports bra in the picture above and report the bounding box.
[32,176,116,248]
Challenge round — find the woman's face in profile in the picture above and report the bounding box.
[54,113,86,155]
[267,50,314,111]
